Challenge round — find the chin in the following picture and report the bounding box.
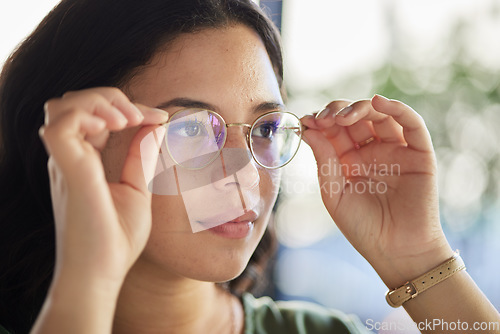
[182,244,256,283]
[197,265,248,284]
[138,231,258,283]
[164,258,251,285]
[145,197,271,284]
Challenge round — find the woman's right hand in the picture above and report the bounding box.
[39,87,168,286]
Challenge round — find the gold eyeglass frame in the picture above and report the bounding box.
[161,108,304,170]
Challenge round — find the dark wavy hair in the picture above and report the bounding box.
[0,1,282,332]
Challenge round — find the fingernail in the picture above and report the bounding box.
[315,107,331,119]
[374,94,390,101]
[132,104,144,119]
[151,108,169,122]
[335,105,353,117]
[152,108,169,116]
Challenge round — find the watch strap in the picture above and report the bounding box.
[385,251,466,308]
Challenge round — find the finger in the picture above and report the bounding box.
[55,104,168,154]
[315,100,352,127]
[303,100,353,129]
[63,87,145,126]
[300,115,318,130]
[120,125,167,198]
[85,129,111,151]
[40,109,107,176]
[371,95,432,151]
[302,129,347,204]
[327,101,379,148]
[135,104,170,125]
[319,125,357,159]
[344,120,377,150]
[334,100,404,144]
[45,94,128,131]
[89,87,145,125]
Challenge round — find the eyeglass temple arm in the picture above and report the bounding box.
[284,124,308,134]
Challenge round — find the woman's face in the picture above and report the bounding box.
[102,24,283,282]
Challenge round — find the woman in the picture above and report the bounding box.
[0,0,498,333]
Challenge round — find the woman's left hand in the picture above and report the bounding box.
[301,95,454,288]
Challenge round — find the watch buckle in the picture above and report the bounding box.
[405,282,418,298]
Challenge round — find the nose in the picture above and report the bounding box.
[219,126,259,189]
[224,124,250,150]
[210,146,260,191]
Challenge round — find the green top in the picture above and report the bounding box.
[0,294,371,334]
[242,293,371,334]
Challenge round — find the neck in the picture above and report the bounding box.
[112,259,237,334]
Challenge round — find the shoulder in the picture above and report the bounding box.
[242,293,372,334]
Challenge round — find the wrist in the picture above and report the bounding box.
[32,269,123,334]
[372,242,454,289]
[51,264,124,299]
[385,251,465,308]
[48,264,124,316]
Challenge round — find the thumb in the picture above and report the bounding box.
[303,129,347,205]
[120,125,166,198]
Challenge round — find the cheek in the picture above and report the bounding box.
[150,194,191,233]
[259,168,281,204]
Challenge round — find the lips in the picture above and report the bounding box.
[208,210,258,239]
[226,210,258,224]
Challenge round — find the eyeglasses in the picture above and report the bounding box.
[162,108,303,170]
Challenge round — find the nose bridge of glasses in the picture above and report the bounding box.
[224,122,251,146]
[226,123,252,130]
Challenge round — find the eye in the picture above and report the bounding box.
[170,120,208,138]
[253,122,278,139]
[183,122,202,137]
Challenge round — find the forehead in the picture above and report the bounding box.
[126,24,282,109]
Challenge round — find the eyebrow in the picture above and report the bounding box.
[155,97,285,114]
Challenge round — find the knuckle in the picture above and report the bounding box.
[40,125,56,143]
[77,91,109,109]
[102,86,126,99]
[38,126,47,140]
[416,114,426,125]
[65,108,85,121]
[107,86,122,95]
[47,156,56,169]
[62,90,78,99]
[63,89,108,106]
[88,92,106,104]
[43,98,60,114]
[46,109,81,135]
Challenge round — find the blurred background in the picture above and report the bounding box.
[260,0,500,332]
[2,0,499,332]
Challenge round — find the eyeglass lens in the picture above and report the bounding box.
[250,112,302,168]
[164,109,301,169]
